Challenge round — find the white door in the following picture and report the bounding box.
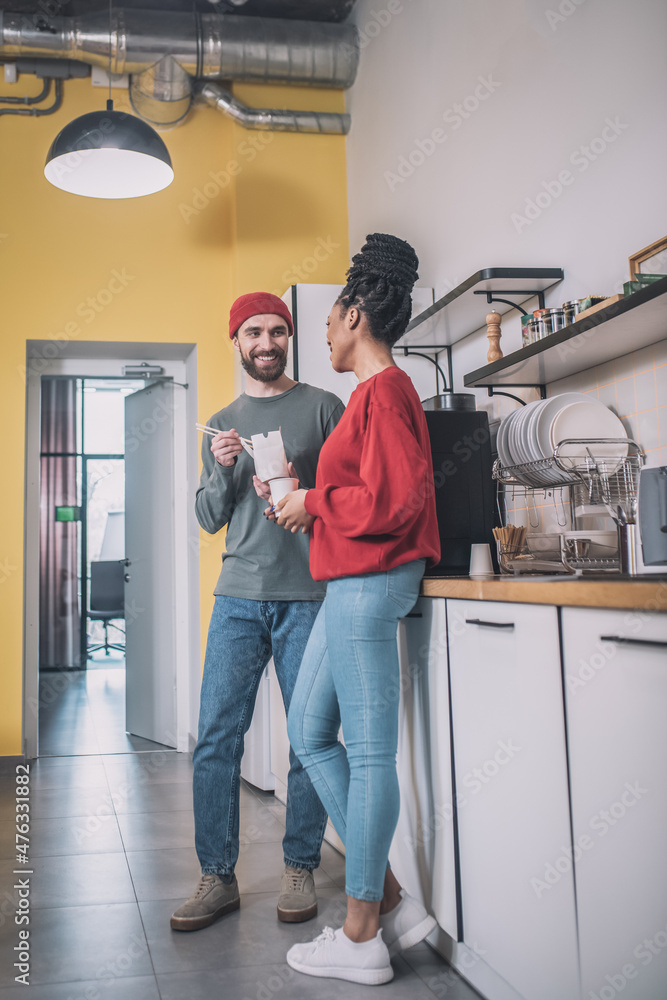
[390,597,458,942]
[124,381,177,746]
[562,607,667,1000]
[447,599,580,1000]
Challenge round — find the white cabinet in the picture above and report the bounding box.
[447,599,579,1000]
[390,597,458,941]
[562,607,667,1000]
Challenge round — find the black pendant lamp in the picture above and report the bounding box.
[44,2,173,198]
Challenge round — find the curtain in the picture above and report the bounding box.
[39,378,81,669]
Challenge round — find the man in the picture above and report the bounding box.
[171,292,344,932]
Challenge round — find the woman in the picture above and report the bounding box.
[270,233,441,985]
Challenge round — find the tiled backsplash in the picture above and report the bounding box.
[549,337,667,470]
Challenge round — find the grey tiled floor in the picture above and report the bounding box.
[1,669,480,998]
[0,760,480,998]
[38,657,172,756]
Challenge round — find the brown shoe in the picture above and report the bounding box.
[277,866,318,923]
[170,874,240,931]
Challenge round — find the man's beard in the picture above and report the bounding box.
[239,346,288,383]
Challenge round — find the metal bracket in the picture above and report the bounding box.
[397,347,449,393]
[473,288,546,312]
[486,385,547,405]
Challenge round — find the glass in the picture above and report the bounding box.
[86,459,125,565]
[83,389,126,455]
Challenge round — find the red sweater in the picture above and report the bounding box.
[304,366,441,582]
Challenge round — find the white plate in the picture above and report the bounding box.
[535,392,590,461]
[550,400,628,466]
[496,412,510,467]
[526,399,548,463]
[497,409,519,467]
[507,407,523,465]
[515,400,543,465]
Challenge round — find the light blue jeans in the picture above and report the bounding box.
[193,596,328,876]
[287,559,426,901]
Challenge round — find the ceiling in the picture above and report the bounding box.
[0,1,357,21]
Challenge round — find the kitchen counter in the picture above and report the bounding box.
[422,574,667,610]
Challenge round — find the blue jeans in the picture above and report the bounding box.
[193,596,328,876]
[287,559,426,902]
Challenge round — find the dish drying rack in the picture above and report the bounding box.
[493,438,644,575]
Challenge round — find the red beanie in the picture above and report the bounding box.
[229,292,294,339]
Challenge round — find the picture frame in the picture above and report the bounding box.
[628,235,667,279]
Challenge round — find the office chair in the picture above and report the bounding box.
[87,560,125,657]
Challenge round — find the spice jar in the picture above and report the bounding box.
[548,307,565,332]
[533,308,552,339]
[562,300,579,325]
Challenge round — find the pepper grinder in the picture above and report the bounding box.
[486,311,503,363]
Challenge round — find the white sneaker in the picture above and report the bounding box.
[286,925,394,985]
[378,889,437,956]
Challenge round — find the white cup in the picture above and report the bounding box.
[270,477,299,505]
[469,543,494,577]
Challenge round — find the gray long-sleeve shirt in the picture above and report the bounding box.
[196,382,344,600]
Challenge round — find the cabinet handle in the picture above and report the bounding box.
[405,612,423,618]
[465,618,515,630]
[600,634,667,650]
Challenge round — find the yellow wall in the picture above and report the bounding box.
[0,74,350,755]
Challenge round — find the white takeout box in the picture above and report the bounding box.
[251,429,289,482]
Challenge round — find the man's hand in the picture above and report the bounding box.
[269,489,314,534]
[253,461,299,501]
[211,428,243,467]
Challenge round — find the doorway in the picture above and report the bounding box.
[23,341,201,759]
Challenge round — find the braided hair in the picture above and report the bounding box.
[337,233,419,347]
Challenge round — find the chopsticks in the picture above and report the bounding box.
[195,423,253,447]
[196,422,217,438]
[493,524,527,552]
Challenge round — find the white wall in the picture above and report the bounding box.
[345,0,667,445]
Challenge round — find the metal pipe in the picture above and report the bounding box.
[197,80,349,134]
[0,75,49,103]
[0,76,62,117]
[0,10,359,88]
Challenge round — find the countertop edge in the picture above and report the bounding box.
[421,576,667,611]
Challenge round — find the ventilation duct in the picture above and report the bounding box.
[197,81,349,134]
[0,10,358,133]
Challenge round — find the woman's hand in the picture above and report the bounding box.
[269,489,314,534]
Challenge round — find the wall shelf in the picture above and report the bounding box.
[396,267,564,349]
[463,275,667,390]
